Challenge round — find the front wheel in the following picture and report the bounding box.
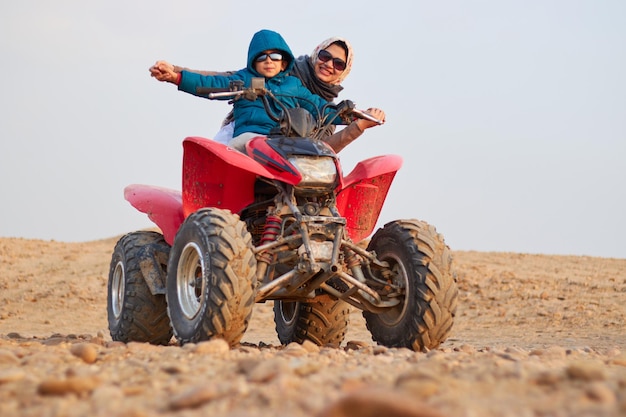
[364,219,458,351]
[107,231,173,345]
[273,296,350,348]
[166,209,257,347]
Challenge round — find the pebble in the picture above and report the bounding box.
[41,337,69,346]
[503,346,529,360]
[372,346,388,355]
[345,340,369,350]
[194,339,230,355]
[70,342,99,364]
[246,357,290,383]
[608,354,626,367]
[281,342,309,357]
[301,340,321,353]
[396,379,440,398]
[37,375,101,396]
[292,359,324,376]
[236,357,262,374]
[168,383,230,410]
[566,361,606,381]
[585,382,616,404]
[91,385,125,406]
[0,369,25,384]
[160,362,189,374]
[126,342,162,353]
[529,345,567,359]
[316,388,447,417]
[455,344,475,354]
[0,349,20,365]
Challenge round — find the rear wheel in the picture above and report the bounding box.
[274,296,350,347]
[166,209,257,347]
[107,231,173,345]
[364,219,458,351]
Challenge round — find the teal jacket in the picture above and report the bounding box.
[178,29,339,137]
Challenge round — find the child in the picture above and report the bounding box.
[152,29,344,152]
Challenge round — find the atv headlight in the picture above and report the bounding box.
[288,156,337,187]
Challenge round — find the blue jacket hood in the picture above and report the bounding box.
[247,29,295,76]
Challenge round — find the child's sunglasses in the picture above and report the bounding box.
[317,49,346,71]
[255,52,283,62]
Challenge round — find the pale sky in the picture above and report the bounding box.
[1,1,624,258]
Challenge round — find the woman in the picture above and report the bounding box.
[150,37,385,153]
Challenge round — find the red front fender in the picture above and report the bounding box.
[336,154,403,243]
[124,137,276,245]
[182,137,275,217]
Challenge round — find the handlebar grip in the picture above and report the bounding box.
[208,91,244,99]
[196,87,231,95]
[353,109,384,125]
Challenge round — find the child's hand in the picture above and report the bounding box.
[149,61,178,83]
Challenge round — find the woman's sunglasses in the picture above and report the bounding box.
[255,52,283,62]
[317,49,346,71]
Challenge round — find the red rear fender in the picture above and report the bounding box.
[336,155,403,243]
[124,185,184,245]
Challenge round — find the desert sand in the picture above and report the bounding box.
[0,234,625,416]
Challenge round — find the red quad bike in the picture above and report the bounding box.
[107,78,458,351]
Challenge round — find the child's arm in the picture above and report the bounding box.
[177,71,244,99]
[172,65,238,77]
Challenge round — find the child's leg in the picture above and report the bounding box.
[228,132,259,153]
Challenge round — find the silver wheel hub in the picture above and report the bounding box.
[111,261,125,320]
[177,242,206,320]
[279,301,299,326]
[378,254,409,326]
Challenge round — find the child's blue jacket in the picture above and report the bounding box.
[178,29,339,137]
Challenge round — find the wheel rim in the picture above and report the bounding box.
[177,242,206,320]
[376,254,409,326]
[278,301,299,326]
[111,261,125,320]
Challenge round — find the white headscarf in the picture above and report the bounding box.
[309,37,354,85]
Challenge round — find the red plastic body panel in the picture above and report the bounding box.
[124,185,184,245]
[336,155,403,243]
[182,137,275,217]
[245,136,303,184]
[124,136,402,246]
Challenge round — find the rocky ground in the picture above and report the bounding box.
[0,235,625,416]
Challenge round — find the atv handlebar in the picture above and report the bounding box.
[194,86,236,96]
[195,78,383,125]
[206,90,245,99]
[351,108,384,125]
[335,99,384,125]
[197,78,267,100]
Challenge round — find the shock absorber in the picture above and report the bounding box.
[344,247,368,284]
[344,247,361,270]
[256,215,282,282]
[260,215,281,245]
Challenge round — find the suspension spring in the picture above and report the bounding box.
[344,248,361,269]
[257,215,282,273]
[260,215,282,245]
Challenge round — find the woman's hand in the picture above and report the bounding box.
[149,61,178,83]
[356,108,386,130]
